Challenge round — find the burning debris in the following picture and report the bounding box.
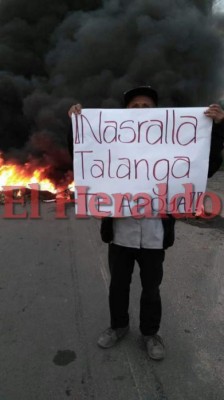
[0,186,73,205]
[0,154,74,203]
[0,154,57,192]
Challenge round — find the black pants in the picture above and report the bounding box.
[108,244,165,336]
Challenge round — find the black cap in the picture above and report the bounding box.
[123,85,158,107]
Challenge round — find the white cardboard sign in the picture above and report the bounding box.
[72,108,212,216]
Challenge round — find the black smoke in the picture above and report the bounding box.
[0,0,223,182]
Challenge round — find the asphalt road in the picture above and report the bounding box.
[0,194,223,400]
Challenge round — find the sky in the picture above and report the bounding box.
[214,0,224,11]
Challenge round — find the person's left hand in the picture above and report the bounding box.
[204,104,224,124]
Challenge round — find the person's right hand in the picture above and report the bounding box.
[68,103,82,118]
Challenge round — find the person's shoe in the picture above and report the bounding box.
[144,334,165,360]
[97,326,129,349]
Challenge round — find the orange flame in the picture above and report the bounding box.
[0,155,73,193]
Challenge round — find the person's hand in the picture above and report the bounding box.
[68,103,82,118]
[204,104,224,124]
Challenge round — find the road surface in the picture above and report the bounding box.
[0,173,223,400]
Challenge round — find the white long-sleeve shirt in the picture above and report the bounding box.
[112,218,164,249]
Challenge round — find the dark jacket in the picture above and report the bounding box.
[68,120,224,249]
[208,121,224,177]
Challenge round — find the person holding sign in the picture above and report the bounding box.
[68,87,224,360]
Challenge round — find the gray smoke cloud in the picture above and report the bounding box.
[0,0,223,182]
